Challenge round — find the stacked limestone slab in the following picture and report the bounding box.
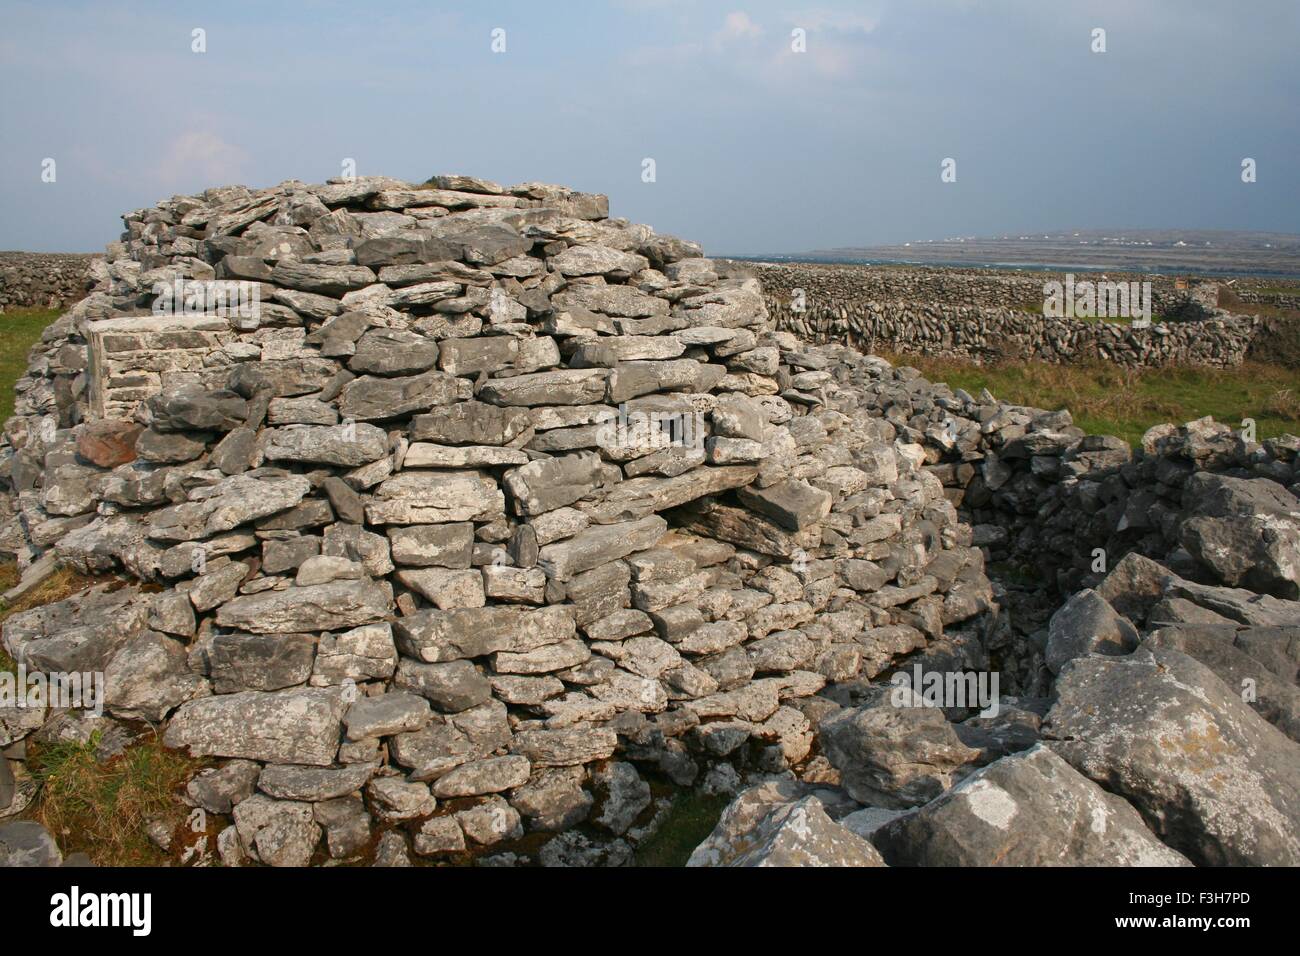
[0,175,993,864]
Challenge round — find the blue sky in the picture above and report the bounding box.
[1,0,1297,254]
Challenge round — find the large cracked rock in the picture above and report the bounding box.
[1044,588,1139,674]
[817,692,981,808]
[1143,624,1300,742]
[872,744,1189,866]
[1044,645,1300,866]
[1179,473,1300,599]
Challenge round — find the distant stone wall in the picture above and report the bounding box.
[1233,289,1300,311]
[820,344,1300,600]
[753,263,1260,368]
[0,252,97,312]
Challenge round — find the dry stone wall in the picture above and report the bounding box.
[0,252,97,312]
[687,349,1300,868]
[825,349,1300,599]
[0,175,997,866]
[754,262,1262,368]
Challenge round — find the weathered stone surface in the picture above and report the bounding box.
[337,371,459,421]
[271,260,376,295]
[737,479,832,532]
[689,783,885,868]
[550,244,648,278]
[232,794,321,866]
[1045,588,1140,674]
[511,727,618,767]
[479,369,608,407]
[147,385,248,433]
[874,745,1189,866]
[590,761,651,835]
[209,632,317,692]
[583,466,756,524]
[413,816,465,856]
[403,443,528,468]
[394,659,492,712]
[263,423,389,467]
[1045,646,1300,866]
[229,357,340,397]
[409,401,531,445]
[398,567,485,609]
[388,523,474,568]
[186,760,261,814]
[187,560,249,612]
[553,284,668,318]
[1143,624,1300,741]
[368,776,435,822]
[76,420,142,467]
[344,691,431,740]
[349,328,440,376]
[537,515,667,581]
[508,767,592,830]
[3,584,151,674]
[504,451,604,516]
[432,755,531,798]
[164,688,346,766]
[394,605,575,662]
[315,796,372,859]
[104,632,207,721]
[494,638,591,674]
[1180,473,1300,599]
[215,580,392,634]
[148,473,312,543]
[0,821,63,867]
[1096,552,1172,625]
[366,471,504,525]
[259,764,375,802]
[819,693,981,808]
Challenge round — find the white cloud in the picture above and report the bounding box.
[719,11,763,40]
[153,130,251,191]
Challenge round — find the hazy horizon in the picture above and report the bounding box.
[2,0,1297,256]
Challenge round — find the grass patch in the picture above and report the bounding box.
[0,307,63,423]
[0,563,111,628]
[633,790,731,867]
[0,560,18,594]
[887,355,1300,448]
[28,732,208,866]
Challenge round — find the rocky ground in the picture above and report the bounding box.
[1,174,1297,867]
